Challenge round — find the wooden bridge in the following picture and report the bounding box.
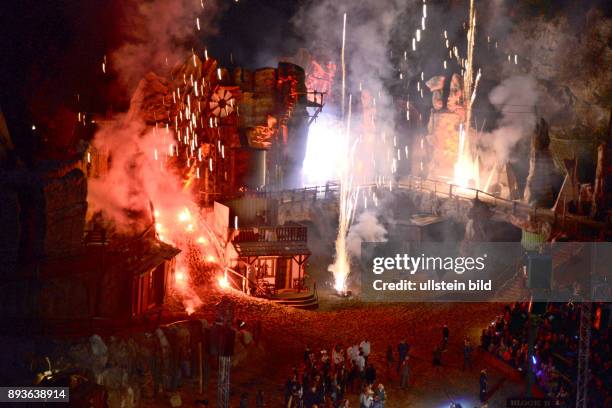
[249,176,611,238]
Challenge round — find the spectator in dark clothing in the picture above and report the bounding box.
[442,324,449,350]
[285,375,298,407]
[255,390,265,407]
[364,363,376,386]
[397,340,408,372]
[240,392,248,408]
[479,369,487,402]
[433,345,442,366]
[463,338,473,370]
[385,346,394,379]
[480,329,491,351]
[304,345,312,365]
[303,385,316,408]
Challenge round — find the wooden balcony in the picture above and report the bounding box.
[231,224,307,243]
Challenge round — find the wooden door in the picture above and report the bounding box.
[275,257,288,289]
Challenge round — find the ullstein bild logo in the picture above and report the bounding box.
[371,253,488,275]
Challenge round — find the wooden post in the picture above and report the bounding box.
[198,342,203,394]
[218,356,231,408]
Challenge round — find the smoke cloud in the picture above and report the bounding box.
[482,75,538,165]
[294,0,416,286]
[111,0,223,91]
[347,211,387,257]
[88,0,228,313]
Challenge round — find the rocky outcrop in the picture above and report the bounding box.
[503,9,611,141]
[5,319,261,408]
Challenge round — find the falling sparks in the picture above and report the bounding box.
[329,94,359,294]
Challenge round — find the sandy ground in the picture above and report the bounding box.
[149,288,526,407]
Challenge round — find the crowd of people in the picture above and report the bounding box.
[283,339,401,408]
[281,327,475,408]
[480,302,610,407]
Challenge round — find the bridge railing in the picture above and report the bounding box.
[248,182,340,203]
[251,177,609,234]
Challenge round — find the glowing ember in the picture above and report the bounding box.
[217,275,230,290]
[175,270,186,285]
[177,208,191,223]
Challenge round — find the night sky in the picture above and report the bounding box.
[0,0,304,163]
[1,0,609,163]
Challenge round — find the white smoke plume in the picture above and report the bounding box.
[111,0,223,91]
[347,211,387,257]
[482,75,538,164]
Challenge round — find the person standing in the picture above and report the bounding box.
[255,390,265,407]
[356,351,366,391]
[432,345,442,367]
[442,324,449,350]
[364,363,376,386]
[376,384,386,407]
[239,392,249,408]
[360,340,371,363]
[479,369,487,403]
[463,338,473,370]
[385,346,394,380]
[333,344,345,366]
[397,340,408,372]
[304,345,313,365]
[359,385,373,408]
[400,356,410,389]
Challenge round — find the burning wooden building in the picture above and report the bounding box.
[0,149,180,333]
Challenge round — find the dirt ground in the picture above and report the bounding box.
[149,288,526,407]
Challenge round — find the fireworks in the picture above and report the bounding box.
[329,95,360,294]
[452,0,481,189]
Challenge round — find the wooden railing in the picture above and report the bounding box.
[248,182,339,203]
[231,225,307,243]
[251,176,610,235]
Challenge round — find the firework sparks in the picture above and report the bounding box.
[329,95,360,294]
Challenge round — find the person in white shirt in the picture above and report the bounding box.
[347,344,358,362]
[360,340,371,362]
[356,352,366,373]
[359,385,374,408]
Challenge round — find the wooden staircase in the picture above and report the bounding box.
[270,291,319,310]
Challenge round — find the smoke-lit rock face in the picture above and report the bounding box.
[503,9,611,135]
